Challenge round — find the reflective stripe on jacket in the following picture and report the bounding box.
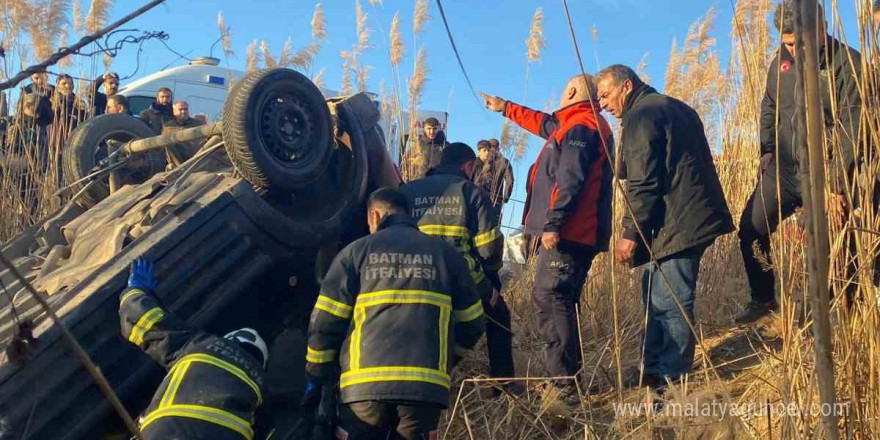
[400,165,503,285]
[119,288,264,440]
[305,214,485,407]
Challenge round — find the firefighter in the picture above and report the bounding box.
[401,142,520,396]
[119,258,267,440]
[304,188,485,440]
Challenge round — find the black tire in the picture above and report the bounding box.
[222,68,332,192]
[263,97,370,248]
[63,114,166,208]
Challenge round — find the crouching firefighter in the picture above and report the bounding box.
[119,258,268,440]
[304,188,485,440]
[401,142,520,396]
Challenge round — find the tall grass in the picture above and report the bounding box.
[437,1,880,439]
[0,0,114,241]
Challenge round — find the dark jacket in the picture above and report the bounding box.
[162,116,207,165]
[305,214,485,407]
[400,165,503,287]
[619,84,735,266]
[473,153,515,205]
[50,92,87,130]
[760,36,860,193]
[403,130,448,181]
[90,75,112,116]
[504,100,614,250]
[139,102,174,135]
[119,287,264,440]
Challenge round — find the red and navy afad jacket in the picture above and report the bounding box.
[505,101,614,250]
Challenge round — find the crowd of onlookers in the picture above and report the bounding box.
[0,69,209,196]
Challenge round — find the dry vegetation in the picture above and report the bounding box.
[1,1,879,438]
[437,1,880,439]
[0,0,114,241]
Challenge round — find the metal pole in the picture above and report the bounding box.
[107,141,121,194]
[793,0,839,437]
[122,122,222,155]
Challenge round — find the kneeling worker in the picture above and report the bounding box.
[305,188,485,440]
[120,258,267,440]
[401,142,520,396]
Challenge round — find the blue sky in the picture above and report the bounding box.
[90,0,863,228]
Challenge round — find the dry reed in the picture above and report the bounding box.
[312,3,327,41]
[312,67,326,90]
[72,0,83,34]
[245,39,259,72]
[526,8,545,64]
[260,40,277,68]
[217,11,234,58]
[390,12,405,66]
[84,0,112,34]
[413,0,429,35]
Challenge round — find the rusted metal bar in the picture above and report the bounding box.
[121,122,222,155]
[107,141,121,194]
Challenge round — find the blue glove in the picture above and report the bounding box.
[128,257,158,291]
[301,380,321,406]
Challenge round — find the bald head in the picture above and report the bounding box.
[560,74,598,108]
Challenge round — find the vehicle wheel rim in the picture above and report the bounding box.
[259,93,316,164]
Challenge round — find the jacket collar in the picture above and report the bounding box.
[427,164,467,179]
[377,213,417,232]
[553,101,601,124]
[622,83,657,118]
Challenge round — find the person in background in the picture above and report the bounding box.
[23,70,54,96]
[481,72,614,403]
[50,74,88,130]
[304,188,484,439]
[735,0,862,323]
[596,64,734,389]
[139,87,174,134]
[105,94,132,116]
[401,142,520,397]
[472,139,515,221]
[120,258,267,440]
[402,117,448,181]
[90,72,120,117]
[161,100,206,167]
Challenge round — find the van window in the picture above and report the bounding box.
[128,96,155,116]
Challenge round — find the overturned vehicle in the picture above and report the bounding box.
[0,69,397,439]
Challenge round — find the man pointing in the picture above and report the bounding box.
[480,73,614,401]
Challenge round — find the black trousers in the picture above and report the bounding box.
[476,276,515,378]
[532,241,598,379]
[739,165,869,305]
[337,401,442,440]
[738,169,803,304]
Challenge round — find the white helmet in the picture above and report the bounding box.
[224,328,269,368]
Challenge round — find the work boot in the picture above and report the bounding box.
[735,300,779,324]
[622,368,663,390]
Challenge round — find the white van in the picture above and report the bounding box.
[118,57,449,150]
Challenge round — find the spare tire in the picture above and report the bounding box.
[222,68,332,192]
[63,114,166,208]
